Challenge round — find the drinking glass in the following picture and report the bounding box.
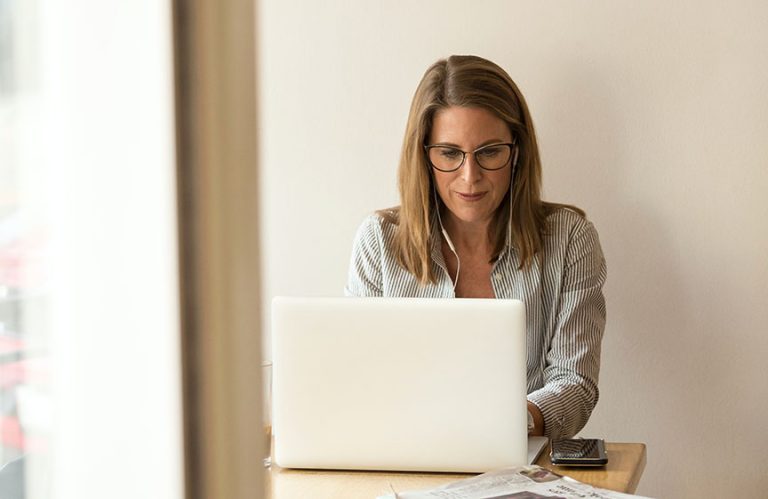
[262,360,272,468]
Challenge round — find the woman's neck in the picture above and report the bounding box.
[441,212,493,256]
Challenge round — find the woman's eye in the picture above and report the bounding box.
[478,146,503,158]
[439,148,462,159]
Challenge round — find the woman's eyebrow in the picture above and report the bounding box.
[430,139,509,148]
[475,139,510,148]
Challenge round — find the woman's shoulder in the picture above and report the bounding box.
[354,207,400,240]
[540,203,605,274]
[363,207,400,230]
[543,203,598,239]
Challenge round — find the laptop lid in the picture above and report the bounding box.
[271,297,529,473]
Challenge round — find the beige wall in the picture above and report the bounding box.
[258,1,768,497]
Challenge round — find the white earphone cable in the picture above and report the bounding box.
[433,186,460,291]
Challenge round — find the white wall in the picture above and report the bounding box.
[258,1,768,497]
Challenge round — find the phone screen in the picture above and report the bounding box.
[554,439,603,458]
[550,438,607,465]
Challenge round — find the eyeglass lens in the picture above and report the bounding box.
[428,144,512,172]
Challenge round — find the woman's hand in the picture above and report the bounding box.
[527,401,545,436]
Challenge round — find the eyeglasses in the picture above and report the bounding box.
[424,142,516,173]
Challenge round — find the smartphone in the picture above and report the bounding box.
[550,438,608,466]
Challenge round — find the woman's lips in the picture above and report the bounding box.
[456,191,487,201]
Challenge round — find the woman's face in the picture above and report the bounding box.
[428,106,513,229]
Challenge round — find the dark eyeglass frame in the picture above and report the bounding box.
[423,142,517,173]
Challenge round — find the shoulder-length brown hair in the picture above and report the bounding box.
[382,54,582,285]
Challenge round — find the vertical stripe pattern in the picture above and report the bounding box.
[344,207,607,441]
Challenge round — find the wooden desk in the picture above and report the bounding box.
[268,442,646,498]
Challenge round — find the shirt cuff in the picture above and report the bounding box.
[527,389,567,441]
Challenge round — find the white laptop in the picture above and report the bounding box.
[271,297,547,473]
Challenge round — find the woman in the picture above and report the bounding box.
[345,55,606,441]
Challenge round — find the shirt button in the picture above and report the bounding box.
[493,274,502,282]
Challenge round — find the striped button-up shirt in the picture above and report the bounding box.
[344,207,607,441]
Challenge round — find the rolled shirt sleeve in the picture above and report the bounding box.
[526,221,607,441]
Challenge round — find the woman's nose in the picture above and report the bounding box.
[460,153,483,182]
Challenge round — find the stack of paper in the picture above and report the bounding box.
[377,465,653,499]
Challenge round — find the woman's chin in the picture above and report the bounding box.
[445,207,497,227]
